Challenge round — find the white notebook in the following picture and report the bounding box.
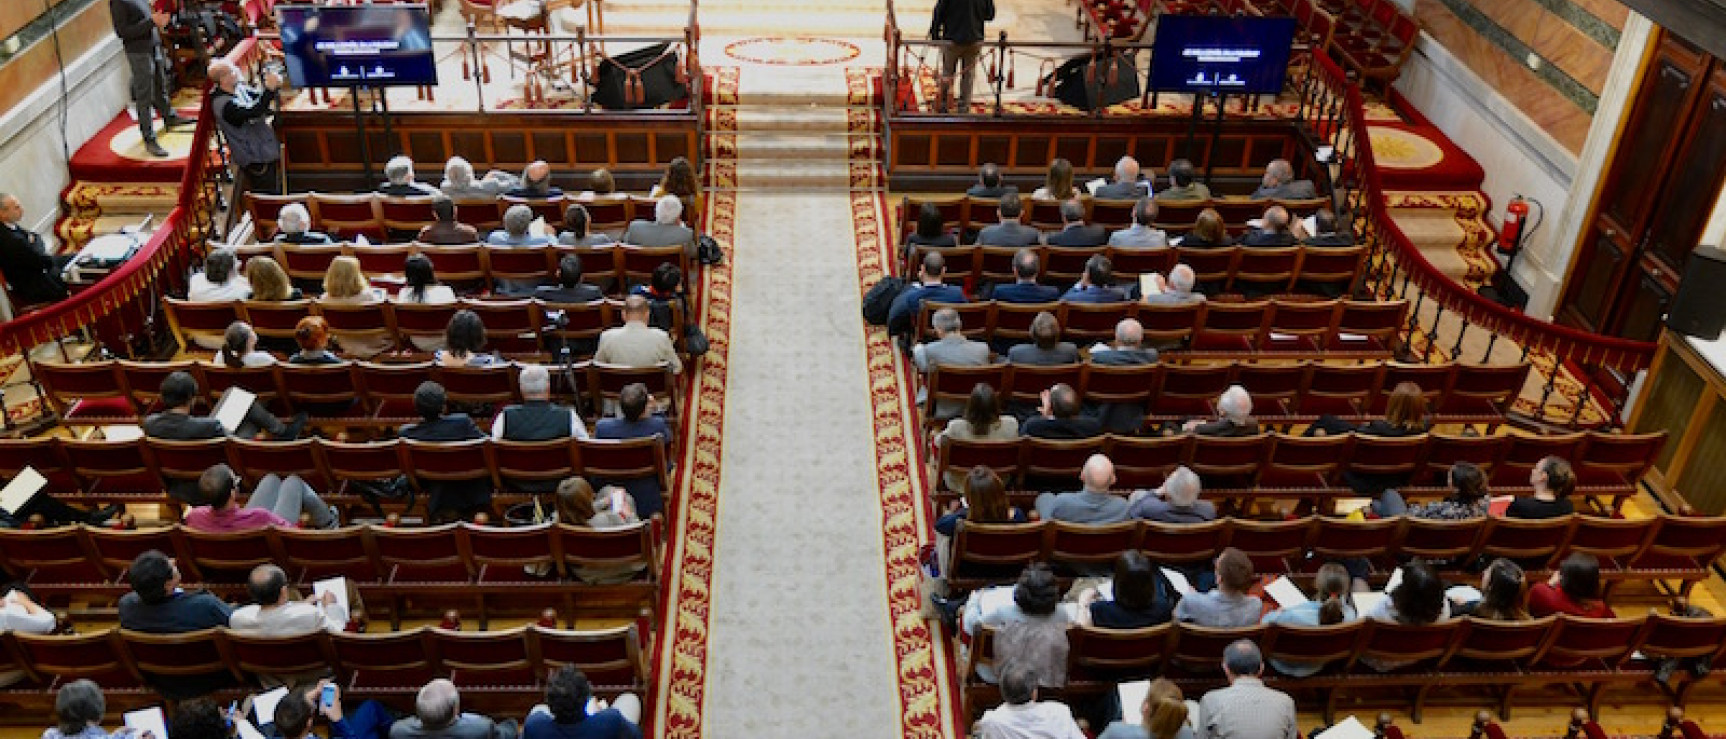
[0,466,46,516]
[124,707,169,739]
[212,387,256,435]
[313,576,350,614]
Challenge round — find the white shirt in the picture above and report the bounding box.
[228,600,348,636]
[0,600,57,634]
[188,273,252,302]
[977,702,1087,739]
[396,285,458,304]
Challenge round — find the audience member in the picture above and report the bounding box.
[1061,255,1126,303]
[579,168,625,200]
[271,681,395,739]
[186,462,337,531]
[1240,206,1296,247]
[1179,209,1232,248]
[524,665,642,739]
[1173,548,1261,627]
[967,163,1008,199]
[290,317,342,365]
[1033,158,1077,201]
[1075,551,1175,629]
[1260,563,1356,676]
[1366,560,1450,627]
[247,256,302,300]
[906,202,957,254]
[119,551,236,697]
[913,307,991,418]
[170,699,233,739]
[1374,461,1491,520]
[935,385,1020,490]
[418,197,480,245]
[1097,157,1150,200]
[1184,385,1257,436]
[1007,311,1078,366]
[1249,159,1318,200]
[399,381,489,519]
[488,204,553,248]
[320,256,374,304]
[630,262,688,332]
[1141,264,1205,306]
[191,248,251,303]
[537,255,604,304]
[378,156,439,197]
[558,203,615,247]
[143,372,305,497]
[621,196,697,258]
[977,190,1041,248]
[41,680,115,739]
[1452,558,1528,621]
[229,564,348,635]
[962,563,1074,686]
[934,465,1026,537]
[274,204,334,245]
[973,664,1086,739]
[1089,318,1158,432]
[441,156,518,199]
[0,193,70,304]
[494,364,588,442]
[506,161,562,199]
[594,383,671,517]
[1128,466,1213,523]
[991,248,1059,302]
[0,586,56,685]
[649,156,701,220]
[553,477,644,583]
[1046,201,1107,247]
[216,321,278,368]
[595,295,683,374]
[1506,456,1576,519]
[1109,199,1167,247]
[1300,208,1352,246]
[1196,640,1298,739]
[1097,678,1192,739]
[434,309,503,368]
[1156,159,1211,201]
[388,679,515,739]
[0,485,118,529]
[1529,553,1614,618]
[1022,383,1103,440]
[888,251,967,335]
[399,254,459,304]
[1034,454,1127,522]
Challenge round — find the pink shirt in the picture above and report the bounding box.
[184,506,290,532]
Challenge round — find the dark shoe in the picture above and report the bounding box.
[86,504,123,526]
[143,140,169,158]
[279,412,309,441]
[163,114,195,129]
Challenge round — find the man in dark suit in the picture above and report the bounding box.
[417,197,480,245]
[991,249,1060,303]
[1093,156,1150,200]
[1186,384,1260,436]
[535,255,604,303]
[1089,318,1158,433]
[377,156,440,197]
[117,549,237,698]
[1045,200,1107,247]
[504,160,564,199]
[975,190,1040,248]
[966,163,1009,199]
[1021,383,1102,439]
[1240,206,1298,247]
[595,383,671,518]
[143,371,304,502]
[1061,255,1128,303]
[1300,208,1354,247]
[400,381,490,521]
[1250,159,1318,200]
[929,0,996,113]
[273,203,335,245]
[888,251,967,336]
[0,194,69,304]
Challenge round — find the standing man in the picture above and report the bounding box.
[111,0,190,158]
[929,0,995,114]
[0,194,70,306]
[208,60,284,197]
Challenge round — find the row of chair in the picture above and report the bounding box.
[164,296,689,360]
[246,191,675,242]
[899,195,1331,242]
[222,241,691,299]
[0,436,671,514]
[0,624,648,718]
[963,613,1726,723]
[906,243,1371,300]
[1303,0,1420,88]
[944,512,1723,594]
[0,521,662,628]
[33,359,679,428]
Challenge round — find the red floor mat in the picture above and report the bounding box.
[68,110,202,184]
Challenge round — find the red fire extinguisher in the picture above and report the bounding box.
[1498,196,1530,256]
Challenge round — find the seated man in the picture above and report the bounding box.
[1128,465,1214,523]
[1185,384,1259,437]
[595,383,671,518]
[271,681,395,739]
[1094,156,1150,200]
[887,251,967,336]
[534,254,604,304]
[400,381,490,520]
[595,295,683,375]
[1240,205,1297,247]
[1299,208,1353,246]
[990,248,1059,303]
[966,163,1009,199]
[1088,318,1158,432]
[442,156,517,199]
[118,550,236,698]
[1156,158,1211,201]
[1045,200,1106,247]
[974,664,1086,739]
[377,156,440,197]
[1141,264,1206,306]
[1249,158,1317,200]
[417,196,479,245]
[620,196,697,258]
[0,193,70,304]
[488,204,553,247]
[493,364,588,442]
[1034,454,1127,523]
[1107,198,1167,248]
[274,203,334,245]
[229,563,348,635]
[1199,640,1299,739]
[143,371,305,502]
[505,160,563,199]
[912,307,990,419]
[185,462,336,532]
[1006,311,1077,366]
[975,189,1040,248]
[523,665,643,739]
[1060,255,1127,303]
[390,679,515,739]
[1022,383,1102,440]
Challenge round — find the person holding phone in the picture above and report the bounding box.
[207,59,284,197]
[271,681,394,739]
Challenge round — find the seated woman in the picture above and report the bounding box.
[1172,547,1261,627]
[631,262,689,333]
[1178,209,1234,248]
[1372,461,1490,520]
[1451,558,1528,621]
[1362,560,1450,671]
[215,322,278,368]
[1313,382,1430,495]
[1528,553,1614,618]
[935,384,1020,493]
[245,256,301,301]
[1505,456,1577,519]
[1032,158,1077,201]
[288,317,341,365]
[903,202,957,259]
[397,255,459,352]
[317,256,392,358]
[1098,678,1194,739]
[434,309,503,368]
[553,476,645,584]
[961,562,1074,686]
[935,466,1026,538]
[1075,551,1175,629]
[649,156,702,224]
[1260,562,1356,677]
[557,203,615,247]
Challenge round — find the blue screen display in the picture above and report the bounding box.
[1149,15,1297,95]
[276,4,438,88]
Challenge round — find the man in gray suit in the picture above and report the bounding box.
[622,196,698,258]
[1034,454,1129,524]
[389,679,516,739]
[1142,264,1206,306]
[1089,319,1158,433]
[1250,159,1318,200]
[1108,199,1168,248]
[913,307,991,418]
[975,189,1040,247]
[1093,156,1150,200]
[1197,640,1299,739]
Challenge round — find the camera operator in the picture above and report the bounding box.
[112,0,193,158]
[208,59,285,197]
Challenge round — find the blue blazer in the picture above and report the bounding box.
[1061,284,1128,303]
[991,282,1060,303]
[888,283,967,335]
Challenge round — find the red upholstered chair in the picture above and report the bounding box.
[32,360,136,425]
[349,243,414,278]
[1628,514,1726,598]
[1188,433,1269,487]
[279,363,367,422]
[309,193,385,242]
[1191,300,1269,352]
[226,629,338,680]
[179,526,279,585]
[493,438,579,493]
[62,437,160,502]
[1068,623,1174,686]
[1490,433,1587,488]
[1262,298,1339,351]
[1420,432,1506,485]
[1229,517,1313,572]
[422,245,489,294]
[924,364,1009,430]
[1042,247,1101,287]
[1265,620,1368,679]
[356,362,433,422]
[1298,362,1383,416]
[1332,299,1407,354]
[1060,302,1135,345]
[532,624,650,698]
[372,523,475,626]
[947,521,1049,591]
[485,247,555,290]
[247,193,309,240]
[1294,244,1368,297]
[1105,435,1189,489]
[380,197,439,239]
[1148,364,1231,417]
[1048,520,1139,574]
[1234,249,1304,298]
[0,525,110,588]
[120,628,241,685]
[1140,519,1228,568]
[1022,436,1106,491]
[317,440,408,504]
[432,625,539,689]
[118,359,198,415]
[1261,432,1350,489]
[1309,516,1400,571]
[554,521,660,585]
[1396,517,1483,563]
[164,299,242,353]
[1171,623,1266,674]
[992,302,1050,347]
[277,243,346,286]
[1235,363,1306,417]
[10,630,148,693]
[277,525,382,584]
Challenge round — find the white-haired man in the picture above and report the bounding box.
[1142,264,1205,306]
[1094,156,1150,200]
[506,160,563,199]
[622,195,697,258]
[389,679,515,739]
[492,364,587,443]
[1088,318,1157,433]
[207,59,282,194]
[1186,384,1259,436]
[1034,454,1129,524]
[488,205,552,247]
[377,156,439,197]
[1128,465,1214,523]
[1250,158,1317,200]
[440,156,518,199]
[913,306,990,418]
[273,203,333,245]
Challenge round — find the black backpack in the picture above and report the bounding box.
[861,276,906,326]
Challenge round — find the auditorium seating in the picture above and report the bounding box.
[962,612,1726,722]
[899,194,1332,246]
[246,192,670,242]
[0,623,648,717]
[908,244,1371,301]
[1318,0,1420,89]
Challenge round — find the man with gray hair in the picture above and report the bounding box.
[1142,264,1205,306]
[913,306,990,418]
[1128,465,1214,523]
[389,679,515,739]
[1045,200,1106,247]
[621,195,697,257]
[441,156,518,199]
[492,364,588,442]
[274,203,334,245]
[378,156,439,197]
[1088,318,1157,432]
[974,663,1086,739]
[1241,205,1297,247]
[207,59,283,196]
[1094,156,1150,200]
[1108,198,1167,248]
[1197,640,1299,739]
[506,160,563,199]
[1187,384,1259,436]
[1034,453,1128,524]
[488,205,551,247]
[1250,158,1317,200]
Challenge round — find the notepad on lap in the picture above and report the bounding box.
[102,424,145,441]
[1488,495,1516,516]
[1315,716,1376,739]
[251,687,288,727]
[0,466,46,517]
[125,707,170,739]
[1086,178,1108,195]
[1385,566,1404,594]
[1160,567,1194,597]
[212,387,256,435]
[1117,680,1152,724]
[1264,576,1308,610]
[1352,591,1388,616]
[235,719,265,739]
[313,576,350,614]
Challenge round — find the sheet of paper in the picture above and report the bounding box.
[250,687,288,727]
[353,233,371,247]
[1264,576,1308,610]
[102,424,145,441]
[125,707,169,739]
[1097,581,1115,601]
[530,216,550,238]
[1446,585,1482,604]
[1160,567,1194,597]
[1117,680,1152,725]
[1385,567,1404,594]
[1315,716,1376,739]
[1170,235,1184,246]
[1352,591,1388,616]
[0,466,46,516]
[1139,273,1160,296]
[1086,178,1107,195]
[1332,497,1373,515]
[212,386,257,435]
[1302,215,1319,237]
[313,576,350,615]
[235,719,265,739]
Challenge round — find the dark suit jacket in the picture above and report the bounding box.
[1061,284,1127,303]
[143,412,225,440]
[991,282,1060,303]
[1089,348,1158,432]
[1094,181,1146,200]
[887,282,967,335]
[976,222,1041,247]
[377,183,439,197]
[930,0,995,43]
[1240,230,1297,247]
[906,233,958,249]
[1022,415,1103,439]
[275,232,334,245]
[1193,417,1259,437]
[537,284,604,303]
[966,184,1010,199]
[0,222,65,303]
[1303,234,1355,247]
[1046,225,1107,247]
[417,221,480,245]
[401,415,490,515]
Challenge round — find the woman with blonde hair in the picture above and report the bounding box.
[1033,158,1076,201]
[1098,678,1193,739]
[245,256,300,301]
[320,256,371,302]
[1181,208,1233,248]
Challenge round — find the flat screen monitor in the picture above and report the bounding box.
[276,4,438,88]
[1149,15,1297,95]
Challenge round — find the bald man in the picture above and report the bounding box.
[1095,156,1150,200]
[594,295,682,374]
[208,59,284,195]
[1034,454,1129,524]
[506,160,563,199]
[0,194,69,304]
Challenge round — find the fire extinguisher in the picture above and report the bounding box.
[1498,196,1541,256]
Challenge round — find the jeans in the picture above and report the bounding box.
[248,473,338,528]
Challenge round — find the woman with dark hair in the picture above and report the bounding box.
[553,477,644,584]
[289,316,341,365]
[557,203,615,247]
[1180,208,1233,248]
[630,262,688,332]
[934,466,1026,537]
[397,254,457,305]
[215,321,278,368]
[1312,382,1430,495]
[1362,560,1450,670]
[1077,550,1175,629]
[188,247,251,302]
[1034,158,1076,201]
[1506,456,1577,519]
[1454,558,1529,621]
[1373,462,1491,520]
[934,384,1020,492]
[1098,678,1193,739]
[650,156,701,221]
[1529,553,1614,618]
[435,309,501,368]
[962,562,1074,686]
[905,202,957,255]
[1261,562,1357,676]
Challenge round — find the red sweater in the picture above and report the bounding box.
[1528,583,1615,619]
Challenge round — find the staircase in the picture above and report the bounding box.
[701,65,885,193]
